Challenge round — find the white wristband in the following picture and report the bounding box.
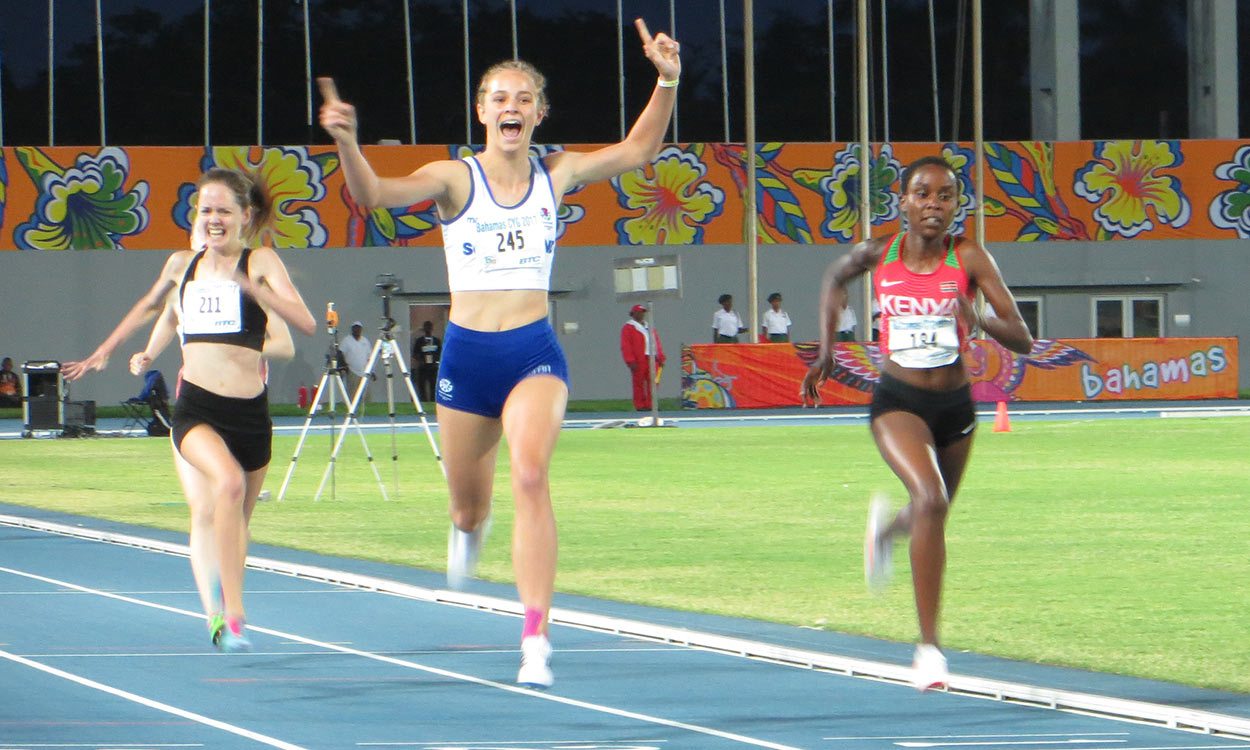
[657,77,679,88]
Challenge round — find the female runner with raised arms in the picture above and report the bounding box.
[319,19,680,688]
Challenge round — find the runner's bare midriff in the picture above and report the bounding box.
[448,289,549,332]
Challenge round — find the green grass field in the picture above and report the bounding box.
[1,416,1246,693]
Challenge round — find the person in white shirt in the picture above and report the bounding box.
[338,321,373,405]
[761,292,792,342]
[837,299,858,341]
[712,293,746,343]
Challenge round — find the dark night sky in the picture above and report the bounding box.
[0,0,1241,146]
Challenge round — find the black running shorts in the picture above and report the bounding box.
[869,371,976,449]
[172,380,272,472]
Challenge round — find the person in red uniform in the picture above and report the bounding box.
[801,156,1033,691]
[620,304,666,410]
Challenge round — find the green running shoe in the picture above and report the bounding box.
[208,613,226,649]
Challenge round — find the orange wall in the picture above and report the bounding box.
[4,140,1250,250]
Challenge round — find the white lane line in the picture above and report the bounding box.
[825,735,1131,741]
[20,646,678,659]
[894,745,1250,750]
[0,648,307,750]
[895,741,1125,748]
[0,589,361,595]
[1072,747,1250,750]
[7,516,1250,741]
[357,745,670,750]
[0,566,803,750]
[1160,410,1250,419]
[899,747,1250,750]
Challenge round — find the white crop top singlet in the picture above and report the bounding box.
[441,156,560,293]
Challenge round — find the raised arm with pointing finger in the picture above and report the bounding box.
[318,18,680,690]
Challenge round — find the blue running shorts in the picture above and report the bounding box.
[436,318,569,418]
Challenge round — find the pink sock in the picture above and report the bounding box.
[522,608,545,639]
[226,616,245,635]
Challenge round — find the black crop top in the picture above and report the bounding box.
[178,247,268,351]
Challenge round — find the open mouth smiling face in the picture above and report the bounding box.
[499,117,525,141]
[478,69,543,148]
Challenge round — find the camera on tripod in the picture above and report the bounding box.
[374,273,402,296]
[374,273,403,334]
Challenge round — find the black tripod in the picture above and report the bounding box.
[278,307,386,501]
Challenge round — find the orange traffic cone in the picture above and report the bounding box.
[992,400,1011,433]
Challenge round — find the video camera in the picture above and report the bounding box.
[374,273,402,295]
[373,274,403,335]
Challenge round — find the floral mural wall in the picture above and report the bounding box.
[3,140,1250,250]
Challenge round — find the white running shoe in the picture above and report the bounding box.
[912,644,949,691]
[864,494,894,592]
[446,516,491,590]
[517,635,554,689]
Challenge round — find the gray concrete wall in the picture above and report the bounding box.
[1,239,1245,407]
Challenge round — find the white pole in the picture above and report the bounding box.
[828,0,835,141]
[204,0,210,146]
[303,0,313,138]
[617,0,625,140]
[256,0,263,145]
[927,0,940,141]
[48,0,54,145]
[669,0,678,143]
[509,0,518,59]
[402,0,416,143]
[879,0,888,143]
[720,0,729,142]
[858,0,872,334]
[973,0,984,248]
[973,0,986,331]
[745,0,758,340]
[647,302,659,425]
[463,0,471,144]
[0,52,6,148]
[96,0,106,145]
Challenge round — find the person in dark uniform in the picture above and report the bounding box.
[411,320,442,403]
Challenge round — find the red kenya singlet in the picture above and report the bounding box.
[874,232,971,369]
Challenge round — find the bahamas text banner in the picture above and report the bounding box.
[681,337,1239,409]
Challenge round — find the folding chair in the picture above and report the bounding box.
[120,370,171,435]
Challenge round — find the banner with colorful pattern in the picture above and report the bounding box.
[4,140,1250,250]
[681,338,1239,409]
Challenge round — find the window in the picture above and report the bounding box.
[1132,298,1162,337]
[984,296,1041,338]
[1092,296,1163,338]
[1016,297,1042,339]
